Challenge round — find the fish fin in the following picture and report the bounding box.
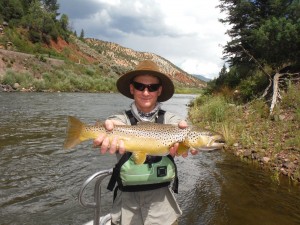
[176,143,190,155]
[63,116,85,149]
[132,152,147,165]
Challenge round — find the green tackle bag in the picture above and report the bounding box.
[107,153,178,193]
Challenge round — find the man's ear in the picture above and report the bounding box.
[130,84,134,95]
[157,86,162,96]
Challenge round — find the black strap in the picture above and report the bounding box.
[107,152,131,192]
[125,110,138,125]
[156,109,165,124]
[119,182,171,192]
[167,154,179,194]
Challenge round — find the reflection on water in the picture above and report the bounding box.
[0,92,299,225]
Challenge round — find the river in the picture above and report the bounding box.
[0,92,299,225]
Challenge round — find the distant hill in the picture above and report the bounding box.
[191,74,211,82]
[83,38,206,88]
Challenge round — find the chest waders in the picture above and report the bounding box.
[107,110,179,199]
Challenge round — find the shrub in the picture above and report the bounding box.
[29,29,41,43]
[189,95,229,123]
[250,99,269,119]
[281,82,300,110]
[238,71,269,102]
[1,70,34,88]
[32,79,46,91]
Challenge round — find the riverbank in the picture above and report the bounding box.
[188,92,300,185]
[227,137,300,184]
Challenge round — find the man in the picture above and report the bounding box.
[94,59,196,225]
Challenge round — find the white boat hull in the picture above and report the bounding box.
[83,214,112,225]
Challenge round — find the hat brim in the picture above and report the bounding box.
[116,69,174,102]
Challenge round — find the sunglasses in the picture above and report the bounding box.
[131,81,161,92]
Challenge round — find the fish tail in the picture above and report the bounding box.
[63,116,86,149]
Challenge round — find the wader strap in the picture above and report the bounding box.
[156,109,165,124]
[107,152,132,201]
[107,168,119,191]
[167,155,179,193]
[107,152,132,192]
[125,110,138,125]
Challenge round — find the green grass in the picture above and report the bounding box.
[188,83,300,181]
[0,64,118,93]
[189,83,300,153]
[175,87,203,94]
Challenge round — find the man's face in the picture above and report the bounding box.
[130,75,162,113]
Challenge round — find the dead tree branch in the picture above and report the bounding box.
[239,45,273,99]
[239,45,300,115]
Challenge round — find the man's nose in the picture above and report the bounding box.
[142,88,150,94]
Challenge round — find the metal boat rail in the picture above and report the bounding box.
[78,169,113,225]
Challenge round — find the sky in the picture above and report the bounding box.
[57,0,230,79]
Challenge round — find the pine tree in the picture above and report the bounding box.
[218,0,300,71]
[79,29,85,40]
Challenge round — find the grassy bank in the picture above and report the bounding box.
[0,63,118,93]
[188,83,300,184]
[0,68,202,94]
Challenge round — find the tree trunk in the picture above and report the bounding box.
[270,72,282,115]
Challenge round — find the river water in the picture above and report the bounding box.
[0,92,299,225]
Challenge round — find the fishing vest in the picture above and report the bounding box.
[107,109,179,194]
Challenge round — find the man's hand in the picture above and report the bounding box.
[93,120,126,154]
[169,120,198,157]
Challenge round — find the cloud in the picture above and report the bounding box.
[58,0,229,79]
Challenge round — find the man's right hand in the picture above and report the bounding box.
[93,119,126,155]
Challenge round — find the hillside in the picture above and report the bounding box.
[191,74,211,82]
[84,38,206,87]
[0,31,206,92]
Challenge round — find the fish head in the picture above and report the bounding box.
[185,127,225,151]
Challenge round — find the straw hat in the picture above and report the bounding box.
[116,60,174,102]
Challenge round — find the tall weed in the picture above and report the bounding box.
[281,82,300,110]
[249,99,269,119]
[191,95,229,122]
[2,70,34,88]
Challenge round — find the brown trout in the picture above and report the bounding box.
[64,116,225,164]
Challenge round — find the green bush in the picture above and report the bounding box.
[190,95,230,123]
[1,70,33,88]
[281,82,300,110]
[238,71,269,102]
[0,59,119,93]
[32,79,46,91]
[29,29,41,43]
[250,99,270,119]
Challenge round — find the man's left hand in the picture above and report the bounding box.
[169,120,198,157]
